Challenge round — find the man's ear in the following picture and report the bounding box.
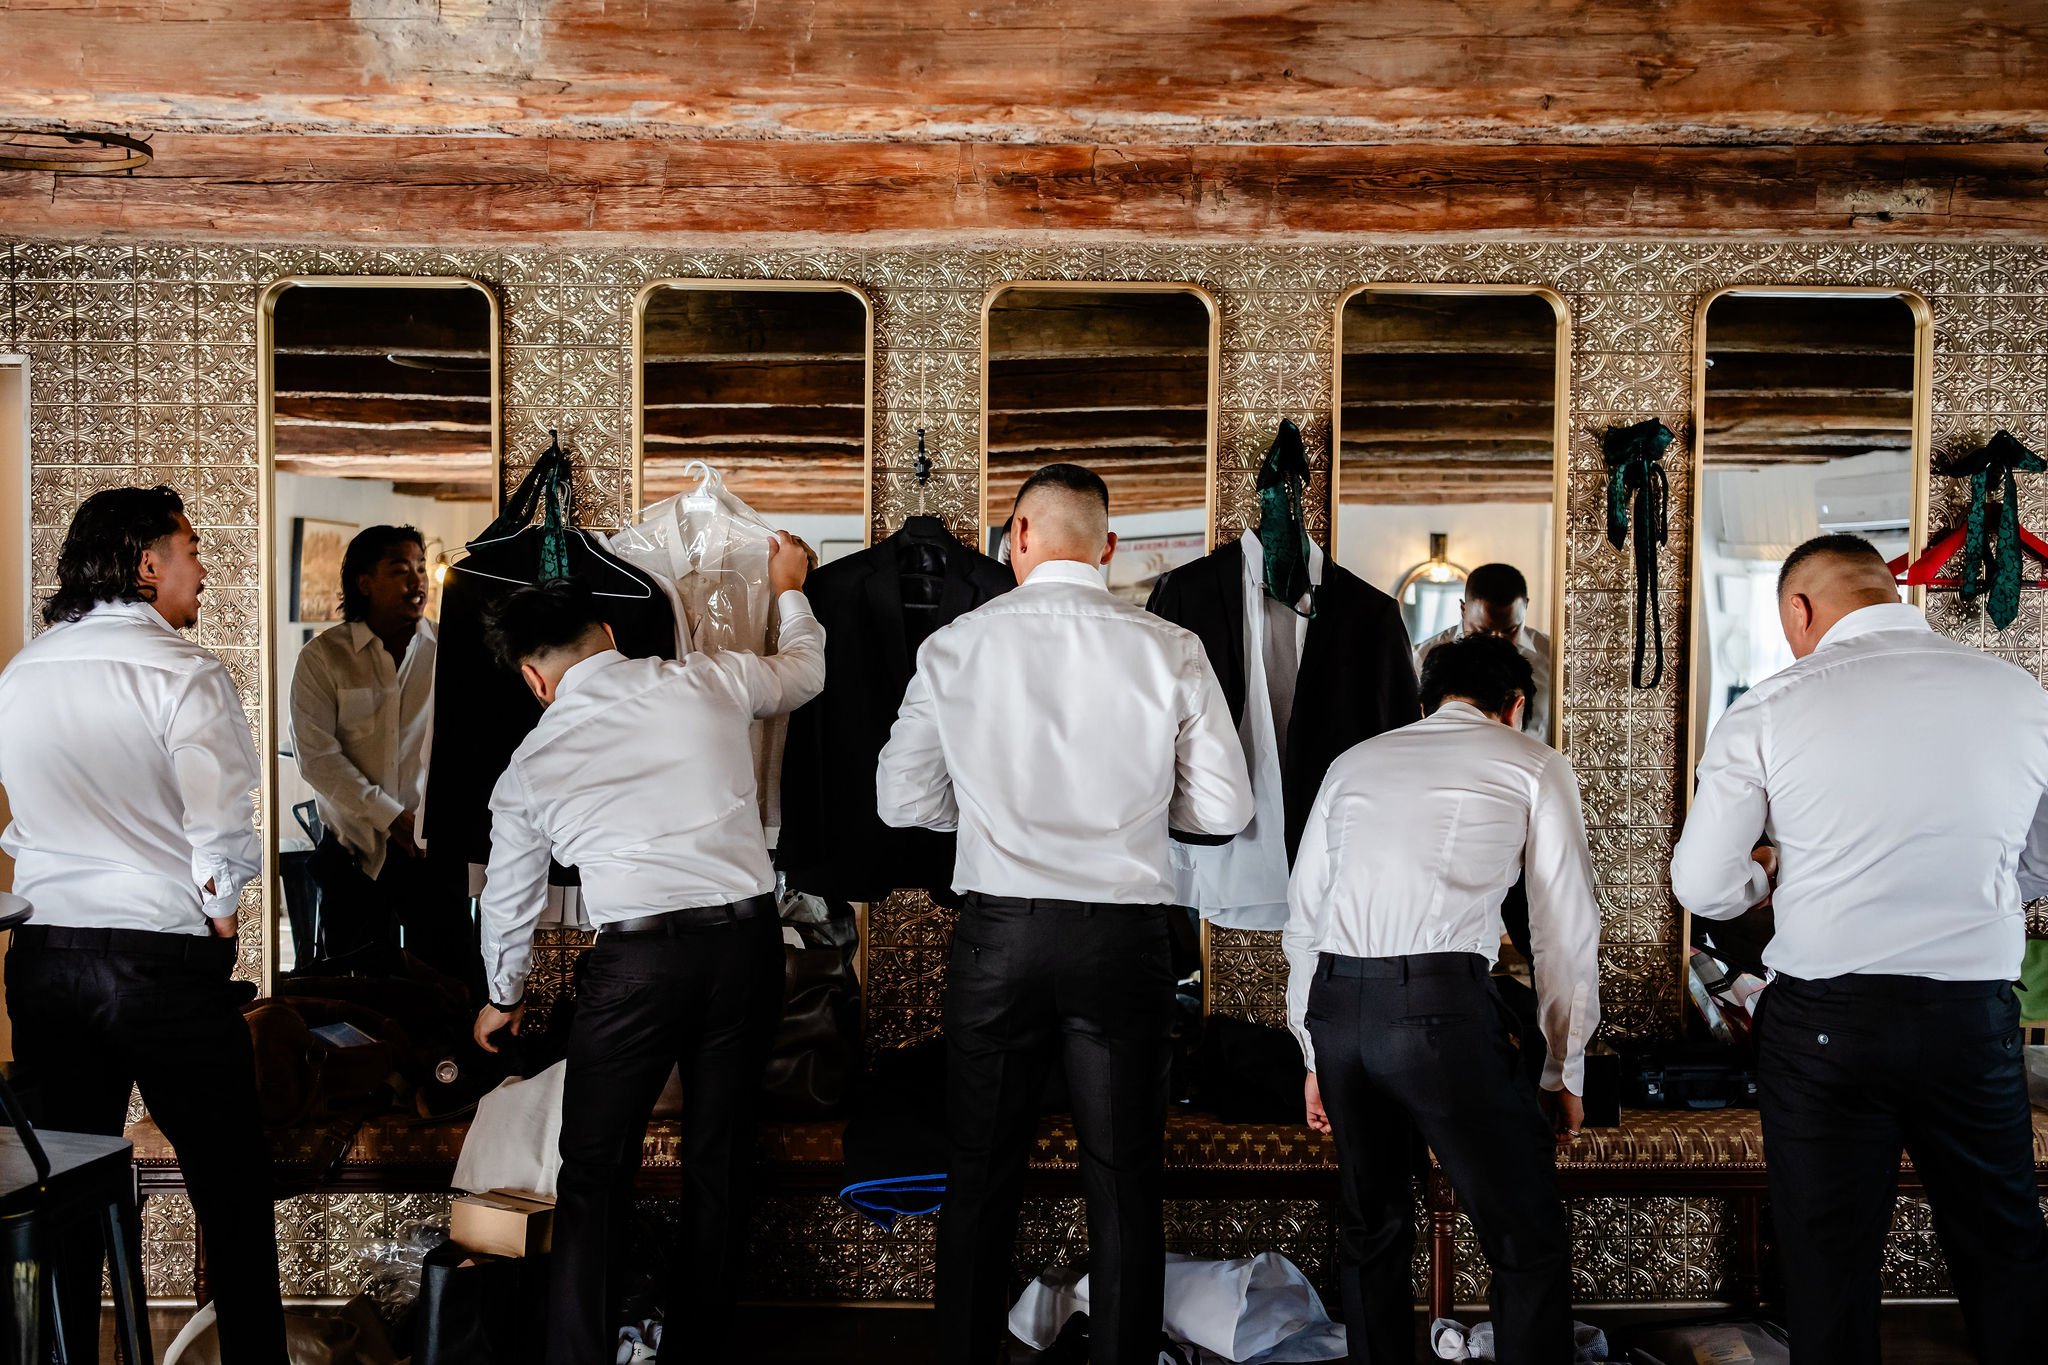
[602,622,618,648]
[520,661,552,706]
[135,541,165,592]
[1100,530,1118,567]
[1506,694,1528,732]
[1011,514,1029,557]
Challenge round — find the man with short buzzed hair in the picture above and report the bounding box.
[1673,532,2048,1365]
[878,463,1254,1365]
[1414,561,1553,743]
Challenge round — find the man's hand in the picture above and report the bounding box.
[1749,844,1779,909]
[389,810,424,860]
[208,912,238,939]
[1304,1071,1332,1135]
[768,532,812,596]
[1540,1087,1584,1143]
[474,1002,526,1053]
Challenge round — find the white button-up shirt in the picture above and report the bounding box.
[0,599,261,934]
[478,591,824,1005]
[877,558,1254,905]
[1672,602,2048,982]
[1283,701,1601,1091]
[289,618,436,878]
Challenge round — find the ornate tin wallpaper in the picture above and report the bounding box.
[6,237,2044,1304]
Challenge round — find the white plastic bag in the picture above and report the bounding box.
[452,1060,567,1197]
[1008,1253,1346,1363]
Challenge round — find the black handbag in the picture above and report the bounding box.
[413,1240,548,1365]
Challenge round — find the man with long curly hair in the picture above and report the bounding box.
[0,485,284,1365]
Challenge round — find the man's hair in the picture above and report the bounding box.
[1420,634,1537,720]
[483,579,608,674]
[43,485,187,625]
[340,525,425,622]
[1776,533,1886,597]
[1465,562,1529,607]
[1014,463,1110,515]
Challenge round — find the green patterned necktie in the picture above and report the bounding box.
[1955,430,2045,631]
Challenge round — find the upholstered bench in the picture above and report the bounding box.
[125,1104,2048,1315]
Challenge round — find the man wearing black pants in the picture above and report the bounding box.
[1674,535,2048,1364]
[469,543,822,1365]
[0,486,285,1364]
[878,465,1253,1365]
[1284,636,1601,1365]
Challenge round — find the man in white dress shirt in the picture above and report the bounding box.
[1413,561,1553,745]
[878,464,1254,1365]
[0,486,285,1364]
[1285,634,1600,1365]
[1672,534,2048,1365]
[290,525,463,975]
[468,539,821,1365]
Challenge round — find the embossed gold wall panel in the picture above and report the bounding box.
[11,238,2044,1305]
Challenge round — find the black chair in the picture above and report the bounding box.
[0,900,153,1364]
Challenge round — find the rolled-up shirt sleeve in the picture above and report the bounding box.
[478,761,553,1007]
[1169,642,1255,838]
[1526,752,1602,1094]
[167,660,262,918]
[1671,695,1772,921]
[876,654,957,832]
[289,642,405,839]
[1283,780,1338,1072]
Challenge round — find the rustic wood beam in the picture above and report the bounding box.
[10,138,2048,239]
[3,2,2041,146]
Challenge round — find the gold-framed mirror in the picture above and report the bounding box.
[258,276,501,988]
[632,280,874,554]
[981,282,1219,596]
[1681,285,1931,995]
[1331,284,1569,747]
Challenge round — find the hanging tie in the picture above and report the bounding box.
[1949,429,2045,631]
[1603,418,1675,689]
[1256,418,1316,617]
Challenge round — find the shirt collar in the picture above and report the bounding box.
[556,648,626,699]
[1430,699,1494,724]
[86,598,179,635]
[1237,528,1324,600]
[1814,601,1927,652]
[1021,559,1110,591]
[347,617,428,655]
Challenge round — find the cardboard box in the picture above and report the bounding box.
[450,1188,555,1259]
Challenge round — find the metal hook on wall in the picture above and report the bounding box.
[913,427,934,517]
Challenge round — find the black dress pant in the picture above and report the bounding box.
[309,834,478,993]
[1307,951,1572,1365]
[546,911,784,1365]
[938,896,1175,1365]
[1757,973,2048,1364]
[4,924,286,1365]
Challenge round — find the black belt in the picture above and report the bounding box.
[10,923,236,964]
[600,893,777,936]
[1317,950,1488,981]
[962,893,1168,916]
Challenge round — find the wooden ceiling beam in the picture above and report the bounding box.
[11,138,2048,239]
[4,2,2040,145]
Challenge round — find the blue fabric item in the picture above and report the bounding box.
[838,1174,947,1231]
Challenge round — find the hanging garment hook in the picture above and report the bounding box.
[914,427,933,517]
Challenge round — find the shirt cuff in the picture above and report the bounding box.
[366,788,406,831]
[194,856,243,918]
[776,589,815,623]
[1541,1051,1583,1095]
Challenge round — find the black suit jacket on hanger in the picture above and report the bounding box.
[778,523,1014,901]
[1147,541,1421,861]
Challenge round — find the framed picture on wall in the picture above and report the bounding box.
[291,517,356,625]
[1107,531,1207,606]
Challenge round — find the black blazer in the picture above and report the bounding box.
[1147,542,1421,860]
[777,523,1014,901]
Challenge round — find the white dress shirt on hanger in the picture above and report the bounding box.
[0,599,261,933]
[1673,601,2048,982]
[877,558,1254,905]
[1283,701,1601,1091]
[289,617,436,878]
[1170,531,1319,930]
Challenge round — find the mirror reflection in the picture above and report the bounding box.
[1334,288,1563,744]
[983,285,1215,600]
[1692,293,1921,761]
[638,283,871,559]
[265,280,497,981]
